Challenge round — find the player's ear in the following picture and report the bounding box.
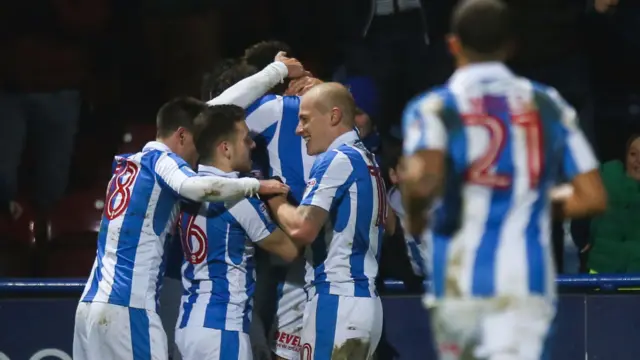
[177,127,186,145]
[330,107,341,126]
[446,34,462,58]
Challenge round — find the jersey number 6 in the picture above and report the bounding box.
[178,213,208,265]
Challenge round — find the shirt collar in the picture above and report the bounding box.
[142,141,172,153]
[448,62,514,90]
[197,164,239,178]
[327,130,360,152]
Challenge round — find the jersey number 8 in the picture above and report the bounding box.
[105,160,140,220]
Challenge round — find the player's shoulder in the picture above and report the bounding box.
[524,79,577,127]
[404,86,458,128]
[405,86,448,111]
[309,149,354,180]
[524,79,566,108]
[227,195,270,222]
[246,94,284,115]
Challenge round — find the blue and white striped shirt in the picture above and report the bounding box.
[81,141,196,311]
[246,95,315,203]
[301,130,387,297]
[177,165,276,333]
[402,62,598,299]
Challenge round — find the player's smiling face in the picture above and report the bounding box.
[297,94,330,156]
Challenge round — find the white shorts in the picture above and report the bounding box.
[430,297,555,360]
[300,293,383,360]
[73,301,168,360]
[175,327,252,360]
[269,257,307,359]
[270,282,306,359]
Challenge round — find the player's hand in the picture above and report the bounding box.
[258,179,289,196]
[285,76,323,96]
[274,51,306,79]
[595,0,617,13]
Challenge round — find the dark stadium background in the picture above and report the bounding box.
[1,0,640,359]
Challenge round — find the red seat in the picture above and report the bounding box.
[45,188,104,277]
[118,124,156,154]
[49,187,106,245]
[44,246,96,277]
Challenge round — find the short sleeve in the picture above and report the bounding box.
[300,151,352,211]
[545,87,598,180]
[402,92,448,155]
[228,197,276,243]
[154,152,197,195]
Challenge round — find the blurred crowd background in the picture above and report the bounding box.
[1,0,639,288]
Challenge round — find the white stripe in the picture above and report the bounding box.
[246,96,284,134]
[268,120,284,179]
[325,182,357,296]
[451,93,492,297]
[495,122,531,297]
[130,181,166,309]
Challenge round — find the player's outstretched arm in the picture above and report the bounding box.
[154,154,289,202]
[179,177,289,203]
[206,53,304,108]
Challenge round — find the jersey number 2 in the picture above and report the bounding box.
[105,160,139,220]
[462,112,543,189]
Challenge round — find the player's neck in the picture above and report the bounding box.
[156,137,179,154]
[206,159,233,173]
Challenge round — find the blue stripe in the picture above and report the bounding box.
[246,94,278,116]
[220,330,240,360]
[524,84,563,295]
[129,308,151,360]
[471,95,515,296]
[314,294,339,360]
[178,262,198,329]
[408,240,426,277]
[108,153,157,306]
[432,234,449,297]
[278,96,307,202]
[247,198,275,231]
[304,151,342,295]
[243,258,255,333]
[342,146,375,297]
[204,204,232,330]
